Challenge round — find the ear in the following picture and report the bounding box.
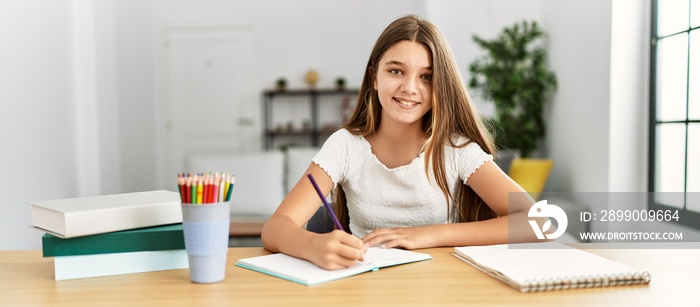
[369,67,377,90]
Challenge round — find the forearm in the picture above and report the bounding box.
[261,214,316,259]
[429,211,540,247]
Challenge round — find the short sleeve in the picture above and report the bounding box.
[311,129,351,188]
[456,141,493,185]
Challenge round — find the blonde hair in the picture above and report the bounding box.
[335,15,497,230]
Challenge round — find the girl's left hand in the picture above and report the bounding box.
[361,227,436,249]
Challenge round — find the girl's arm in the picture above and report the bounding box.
[362,160,540,248]
[261,163,367,270]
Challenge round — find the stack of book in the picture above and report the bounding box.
[29,190,188,280]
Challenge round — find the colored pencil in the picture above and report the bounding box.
[307,173,343,231]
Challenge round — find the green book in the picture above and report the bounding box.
[42,223,185,257]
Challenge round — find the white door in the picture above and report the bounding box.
[159,27,254,186]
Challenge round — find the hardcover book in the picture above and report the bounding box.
[42,223,185,257]
[53,249,188,281]
[29,190,182,238]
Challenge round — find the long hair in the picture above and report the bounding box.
[334,15,498,231]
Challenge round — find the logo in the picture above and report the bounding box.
[528,200,568,240]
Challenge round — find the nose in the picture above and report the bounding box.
[400,76,419,94]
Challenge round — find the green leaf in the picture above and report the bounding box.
[468,20,557,157]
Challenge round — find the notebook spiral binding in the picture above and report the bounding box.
[521,271,652,293]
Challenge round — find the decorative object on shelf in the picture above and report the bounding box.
[335,77,346,91]
[276,78,287,91]
[305,70,319,89]
[469,20,557,193]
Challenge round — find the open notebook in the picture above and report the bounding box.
[454,242,651,292]
[236,247,431,285]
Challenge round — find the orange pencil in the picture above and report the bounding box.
[208,174,215,203]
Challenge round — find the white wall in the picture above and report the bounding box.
[427,0,544,117]
[1,1,79,249]
[543,0,613,192]
[0,0,663,250]
[114,0,156,193]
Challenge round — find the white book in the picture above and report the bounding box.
[29,190,182,238]
[54,249,188,281]
[236,247,432,286]
[453,242,651,292]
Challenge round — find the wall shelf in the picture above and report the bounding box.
[262,88,359,149]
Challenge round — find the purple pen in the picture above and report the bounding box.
[307,173,344,231]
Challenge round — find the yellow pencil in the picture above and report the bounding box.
[196,176,204,204]
[223,173,230,202]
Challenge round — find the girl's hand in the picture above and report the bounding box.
[307,230,368,270]
[361,227,436,250]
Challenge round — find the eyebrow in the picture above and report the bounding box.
[383,60,432,70]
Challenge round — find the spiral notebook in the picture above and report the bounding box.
[453,242,651,292]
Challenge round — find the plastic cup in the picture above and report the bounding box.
[181,202,230,283]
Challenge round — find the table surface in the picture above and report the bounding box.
[1,246,698,306]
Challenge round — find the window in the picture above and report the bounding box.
[650,0,700,228]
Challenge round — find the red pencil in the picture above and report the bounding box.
[177,175,186,202]
[185,175,192,204]
[212,173,220,203]
[203,175,210,203]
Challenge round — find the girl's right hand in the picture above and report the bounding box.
[307,230,368,270]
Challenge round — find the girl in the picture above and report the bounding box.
[261,15,534,270]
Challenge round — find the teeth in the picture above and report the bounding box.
[396,98,417,106]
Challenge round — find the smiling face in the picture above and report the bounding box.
[373,40,433,129]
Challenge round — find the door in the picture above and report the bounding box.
[159,27,254,186]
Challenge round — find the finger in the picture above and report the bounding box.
[335,241,366,262]
[321,260,354,270]
[381,239,402,249]
[325,231,366,262]
[363,232,396,248]
[333,230,365,250]
[361,229,383,244]
[360,242,369,261]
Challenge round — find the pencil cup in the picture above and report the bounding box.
[181,202,230,283]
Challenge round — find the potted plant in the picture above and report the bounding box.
[276,77,287,91]
[335,77,346,91]
[468,20,557,198]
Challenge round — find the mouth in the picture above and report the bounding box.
[393,97,420,107]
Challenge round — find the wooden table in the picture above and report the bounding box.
[1,247,698,306]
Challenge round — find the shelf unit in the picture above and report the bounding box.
[263,88,359,149]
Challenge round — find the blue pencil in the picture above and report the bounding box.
[307,173,344,231]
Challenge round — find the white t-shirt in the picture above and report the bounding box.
[312,129,493,238]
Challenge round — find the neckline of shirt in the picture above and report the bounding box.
[359,135,424,172]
